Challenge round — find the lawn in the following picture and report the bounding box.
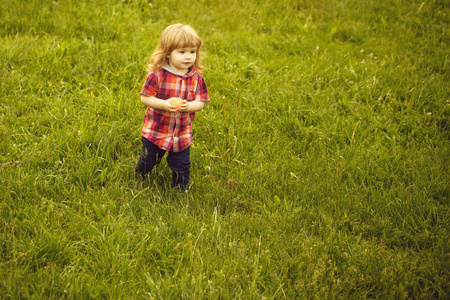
[0,0,449,298]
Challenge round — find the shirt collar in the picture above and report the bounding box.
[162,64,196,77]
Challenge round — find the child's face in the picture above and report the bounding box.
[167,47,197,75]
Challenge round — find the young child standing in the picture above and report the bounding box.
[135,24,210,191]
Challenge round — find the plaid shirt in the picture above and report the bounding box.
[140,66,210,152]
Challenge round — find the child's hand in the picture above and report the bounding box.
[177,99,188,112]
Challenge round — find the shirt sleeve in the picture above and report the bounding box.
[195,76,210,102]
[140,71,159,97]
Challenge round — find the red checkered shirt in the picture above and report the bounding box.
[140,66,210,152]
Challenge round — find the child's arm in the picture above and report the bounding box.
[179,100,205,113]
[141,95,178,112]
[141,95,205,113]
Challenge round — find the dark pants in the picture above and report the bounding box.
[135,137,191,190]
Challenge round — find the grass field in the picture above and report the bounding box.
[0,0,449,298]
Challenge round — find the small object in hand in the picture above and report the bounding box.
[170,97,183,110]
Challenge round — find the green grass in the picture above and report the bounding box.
[0,0,449,298]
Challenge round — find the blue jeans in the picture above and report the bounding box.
[135,137,190,190]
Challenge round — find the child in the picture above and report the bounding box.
[135,24,210,192]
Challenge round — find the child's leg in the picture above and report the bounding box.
[135,137,166,178]
[167,146,191,191]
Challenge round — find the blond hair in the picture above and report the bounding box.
[146,24,204,72]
